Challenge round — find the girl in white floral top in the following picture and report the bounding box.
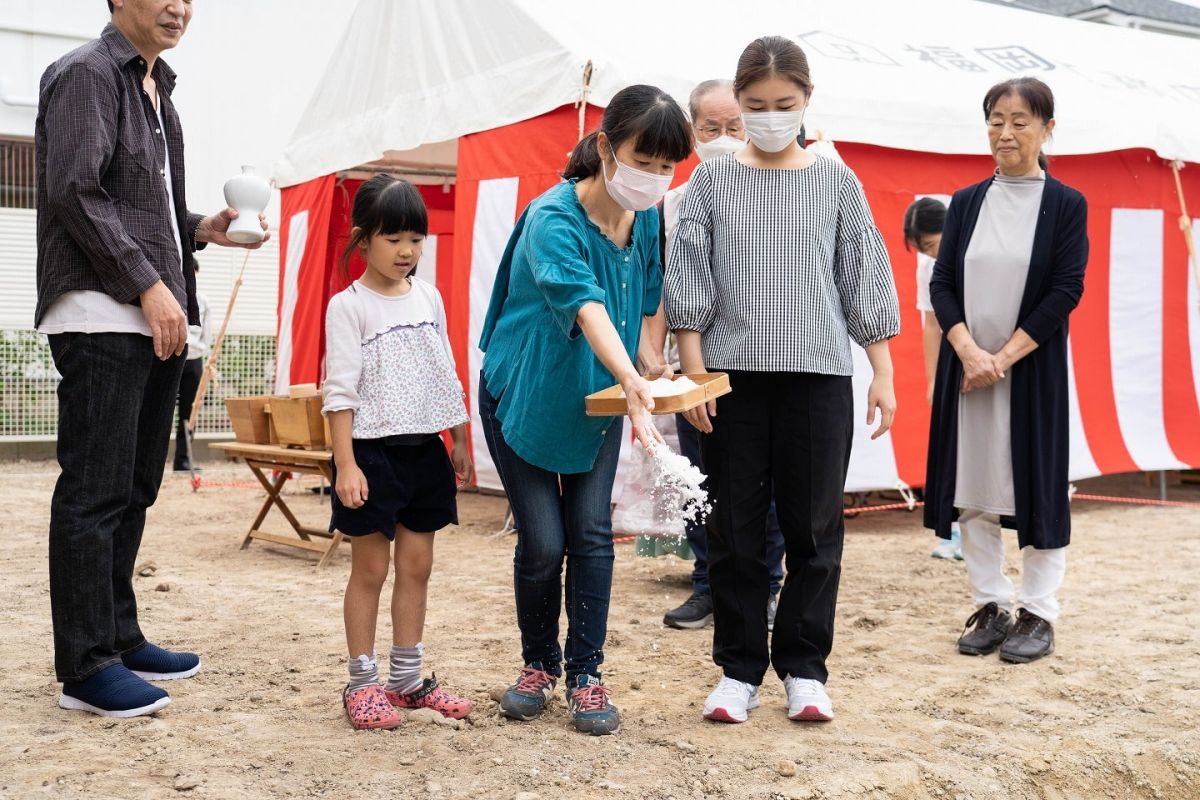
[322,175,473,730]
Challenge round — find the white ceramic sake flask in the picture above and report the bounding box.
[222,166,270,244]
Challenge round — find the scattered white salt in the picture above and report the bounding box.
[619,376,702,398]
[642,440,710,528]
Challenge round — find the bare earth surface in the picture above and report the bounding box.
[1,462,1198,800]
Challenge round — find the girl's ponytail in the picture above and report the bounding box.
[560,85,692,181]
[563,130,604,181]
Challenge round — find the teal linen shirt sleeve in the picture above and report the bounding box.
[641,205,664,316]
[522,205,607,339]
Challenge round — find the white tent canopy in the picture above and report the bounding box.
[275,0,1200,187]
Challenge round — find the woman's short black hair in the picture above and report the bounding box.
[902,197,946,251]
[339,175,428,279]
[563,84,693,181]
[983,77,1055,170]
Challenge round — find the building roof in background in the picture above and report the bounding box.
[983,0,1200,31]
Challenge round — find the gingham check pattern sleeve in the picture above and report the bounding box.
[834,170,901,349]
[663,165,716,334]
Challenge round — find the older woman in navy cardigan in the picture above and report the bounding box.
[924,77,1088,664]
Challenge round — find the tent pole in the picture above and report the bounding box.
[1163,162,1194,503]
[1170,161,1200,309]
[576,60,593,142]
[338,165,456,180]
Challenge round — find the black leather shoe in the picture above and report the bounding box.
[957,602,1013,655]
[999,609,1055,663]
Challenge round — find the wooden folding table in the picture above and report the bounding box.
[209,442,344,567]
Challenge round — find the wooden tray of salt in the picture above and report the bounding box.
[584,372,731,417]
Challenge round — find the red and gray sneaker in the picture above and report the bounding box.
[384,674,473,719]
[565,674,619,736]
[499,662,559,721]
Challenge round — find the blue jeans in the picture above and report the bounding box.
[676,413,785,596]
[479,375,622,682]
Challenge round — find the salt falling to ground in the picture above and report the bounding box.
[644,440,710,528]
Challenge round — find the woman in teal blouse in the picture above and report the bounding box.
[478,84,692,736]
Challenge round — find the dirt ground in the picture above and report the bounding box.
[1,461,1198,800]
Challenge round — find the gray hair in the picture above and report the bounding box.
[688,79,735,121]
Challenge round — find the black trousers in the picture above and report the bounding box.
[702,370,853,685]
[174,357,203,467]
[48,333,185,682]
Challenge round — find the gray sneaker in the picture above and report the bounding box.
[664,592,713,629]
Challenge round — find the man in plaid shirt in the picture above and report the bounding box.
[35,0,269,718]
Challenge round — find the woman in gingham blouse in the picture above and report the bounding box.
[664,36,900,725]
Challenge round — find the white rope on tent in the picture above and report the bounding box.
[575,60,593,143]
[490,506,517,539]
[1170,161,1200,314]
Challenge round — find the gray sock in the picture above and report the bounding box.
[384,643,424,695]
[347,653,379,691]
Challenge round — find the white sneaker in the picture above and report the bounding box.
[783,676,833,721]
[703,676,760,723]
[932,525,963,560]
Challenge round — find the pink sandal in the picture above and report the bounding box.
[344,684,404,730]
[385,674,473,720]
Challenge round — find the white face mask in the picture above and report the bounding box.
[695,135,746,162]
[743,110,805,153]
[601,143,674,211]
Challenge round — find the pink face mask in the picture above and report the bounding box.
[601,142,674,212]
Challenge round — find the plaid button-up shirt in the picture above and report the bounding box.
[35,23,203,327]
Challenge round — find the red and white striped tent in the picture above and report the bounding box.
[274,0,1200,492]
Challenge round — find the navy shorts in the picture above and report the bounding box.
[329,436,458,538]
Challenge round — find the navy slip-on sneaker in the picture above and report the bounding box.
[122,642,201,680]
[59,663,170,718]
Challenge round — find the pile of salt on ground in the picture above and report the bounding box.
[642,440,710,530]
